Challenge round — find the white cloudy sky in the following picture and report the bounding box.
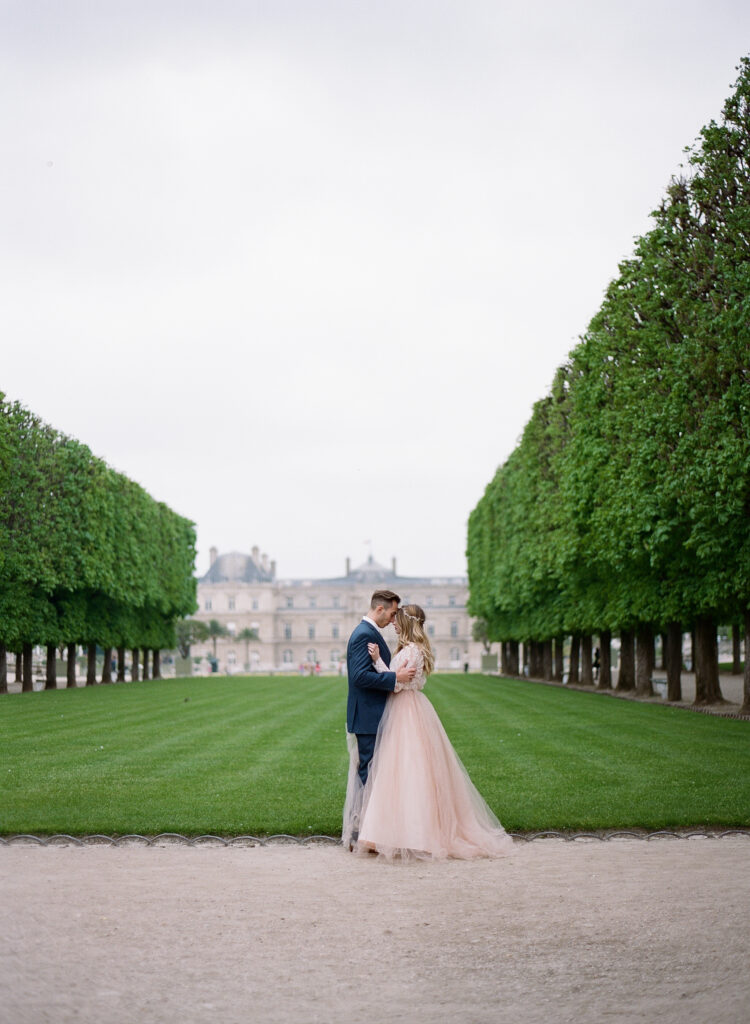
[2,1,748,580]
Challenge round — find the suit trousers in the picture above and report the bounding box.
[355,732,377,786]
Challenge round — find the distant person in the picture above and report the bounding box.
[593,646,601,683]
[343,601,514,861]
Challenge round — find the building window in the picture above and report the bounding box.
[427,625,435,637]
[204,599,212,611]
[332,624,339,639]
[333,596,340,609]
[286,596,293,608]
[252,598,259,610]
[283,649,293,664]
[284,624,292,640]
[228,621,236,636]
[309,597,316,608]
[450,621,458,638]
[448,595,456,607]
[228,597,236,611]
[308,624,316,639]
[331,649,341,663]
[450,646,460,663]
[227,650,236,664]
[306,649,317,663]
[426,596,433,607]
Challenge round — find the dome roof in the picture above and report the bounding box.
[344,554,398,584]
[200,551,274,584]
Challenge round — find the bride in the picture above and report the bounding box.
[343,604,514,861]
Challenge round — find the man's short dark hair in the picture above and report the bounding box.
[370,589,400,609]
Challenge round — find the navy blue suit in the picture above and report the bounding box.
[346,619,396,785]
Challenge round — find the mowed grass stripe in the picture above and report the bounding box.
[1,673,748,834]
[2,676,351,834]
[425,674,749,829]
[9,676,342,761]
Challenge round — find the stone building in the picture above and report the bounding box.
[190,547,485,673]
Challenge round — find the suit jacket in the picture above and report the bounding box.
[346,619,397,734]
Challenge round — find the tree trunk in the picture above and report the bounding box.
[659,632,667,670]
[635,624,654,696]
[142,648,150,680]
[117,645,126,682]
[598,630,612,689]
[742,611,750,716]
[0,644,7,694]
[664,622,682,702]
[101,647,113,684]
[694,615,724,704]
[569,635,580,684]
[580,635,593,685]
[732,623,742,675]
[15,651,22,685]
[86,643,97,685]
[131,648,140,682]
[500,642,508,675]
[67,643,77,688]
[45,644,57,690]
[152,649,161,679]
[22,643,33,692]
[617,629,635,691]
[508,640,520,676]
[553,637,564,681]
[690,630,696,673]
[542,640,553,681]
[530,642,539,678]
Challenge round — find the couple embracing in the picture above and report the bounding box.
[342,589,514,861]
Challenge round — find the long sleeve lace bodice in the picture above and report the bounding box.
[374,643,426,692]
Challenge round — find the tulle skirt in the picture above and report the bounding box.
[342,690,514,861]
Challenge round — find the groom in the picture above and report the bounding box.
[346,589,416,788]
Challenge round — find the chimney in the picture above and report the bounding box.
[251,545,260,565]
[262,552,269,572]
[392,557,397,575]
[209,546,218,567]
[270,560,276,579]
[346,557,351,575]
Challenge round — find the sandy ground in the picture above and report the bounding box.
[2,838,749,1024]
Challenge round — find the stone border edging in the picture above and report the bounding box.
[2,829,749,847]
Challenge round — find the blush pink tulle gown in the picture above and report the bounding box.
[342,642,514,861]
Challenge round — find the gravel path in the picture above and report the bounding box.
[2,838,749,1023]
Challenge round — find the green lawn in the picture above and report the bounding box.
[1,673,748,835]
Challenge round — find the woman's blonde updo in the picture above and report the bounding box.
[395,603,435,675]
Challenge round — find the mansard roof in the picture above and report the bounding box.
[314,554,463,587]
[200,551,274,584]
[200,550,466,587]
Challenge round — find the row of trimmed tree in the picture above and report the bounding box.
[467,58,750,714]
[0,395,197,693]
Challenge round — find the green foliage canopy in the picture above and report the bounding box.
[0,395,197,651]
[468,58,750,642]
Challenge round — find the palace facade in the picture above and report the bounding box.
[189,547,485,673]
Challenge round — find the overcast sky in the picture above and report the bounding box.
[2,1,748,581]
